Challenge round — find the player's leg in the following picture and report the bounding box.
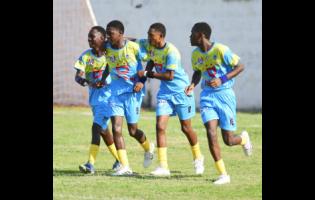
[110,115,132,175]
[200,90,230,184]
[204,120,230,184]
[79,105,102,174]
[176,93,204,174]
[218,89,252,156]
[109,95,132,175]
[125,92,155,168]
[150,98,173,176]
[100,127,121,171]
[94,103,121,171]
[150,115,170,176]
[180,119,205,175]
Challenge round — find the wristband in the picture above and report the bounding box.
[219,75,228,84]
[144,70,148,77]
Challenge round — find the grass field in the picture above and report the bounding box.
[53,106,262,200]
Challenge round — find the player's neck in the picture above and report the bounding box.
[92,48,106,57]
[156,40,166,49]
[200,40,213,52]
[111,39,125,49]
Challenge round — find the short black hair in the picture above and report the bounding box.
[149,22,166,37]
[106,20,124,34]
[192,22,212,39]
[90,26,106,37]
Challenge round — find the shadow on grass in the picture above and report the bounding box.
[53,169,115,177]
[53,169,203,180]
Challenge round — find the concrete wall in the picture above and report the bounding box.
[53,0,94,105]
[91,0,262,110]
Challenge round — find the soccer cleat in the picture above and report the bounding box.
[150,166,170,176]
[143,143,155,168]
[241,130,253,156]
[112,160,122,172]
[213,174,231,185]
[193,155,205,175]
[79,162,95,174]
[111,165,133,176]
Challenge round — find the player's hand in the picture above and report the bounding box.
[133,82,144,92]
[137,70,145,78]
[92,80,105,88]
[185,84,194,96]
[76,76,88,87]
[209,78,222,88]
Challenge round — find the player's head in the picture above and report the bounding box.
[88,26,106,49]
[148,22,166,47]
[106,20,124,45]
[190,22,212,46]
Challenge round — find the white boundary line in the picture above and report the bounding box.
[85,0,98,25]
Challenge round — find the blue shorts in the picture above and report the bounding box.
[200,88,237,131]
[109,92,143,124]
[91,104,110,130]
[156,92,195,120]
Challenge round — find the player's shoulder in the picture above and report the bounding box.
[165,42,180,55]
[213,42,230,54]
[192,47,200,54]
[126,40,140,49]
[135,38,148,45]
[78,49,92,60]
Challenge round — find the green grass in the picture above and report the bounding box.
[53,106,262,200]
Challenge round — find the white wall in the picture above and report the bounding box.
[91,0,262,109]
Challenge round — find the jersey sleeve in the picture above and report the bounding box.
[191,51,200,71]
[136,39,149,61]
[165,51,178,71]
[134,44,144,71]
[221,47,240,68]
[74,54,86,72]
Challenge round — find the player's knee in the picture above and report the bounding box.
[206,129,217,143]
[181,125,192,134]
[223,137,233,146]
[156,123,166,133]
[128,126,137,137]
[112,124,122,135]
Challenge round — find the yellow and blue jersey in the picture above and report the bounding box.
[74,49,111,106]
[137,39,190,98]
[105,40,145,96]
[191,42,240,92]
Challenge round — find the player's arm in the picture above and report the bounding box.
[75,69,88,86]
[134,59,154,92]
[96,64,110,88]
[124,36,137,42]
[185,70,201,95]
[208,63,244,88]
[146,70,174,81]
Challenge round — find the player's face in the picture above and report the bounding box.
[88,30,105,49]
[106,27,123,46]
[147,29,163,48]
[190,30,200,46]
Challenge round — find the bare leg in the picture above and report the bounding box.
[204,120,221,161]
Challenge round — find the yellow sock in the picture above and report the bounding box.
[107,143,120,161]
[215,159,227,175]
[158,147,168,169]
[88,144,99,165]
[240,134,247,145]
[191,142,202,160]
[117,149,129,167]
[141,139,150,152]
